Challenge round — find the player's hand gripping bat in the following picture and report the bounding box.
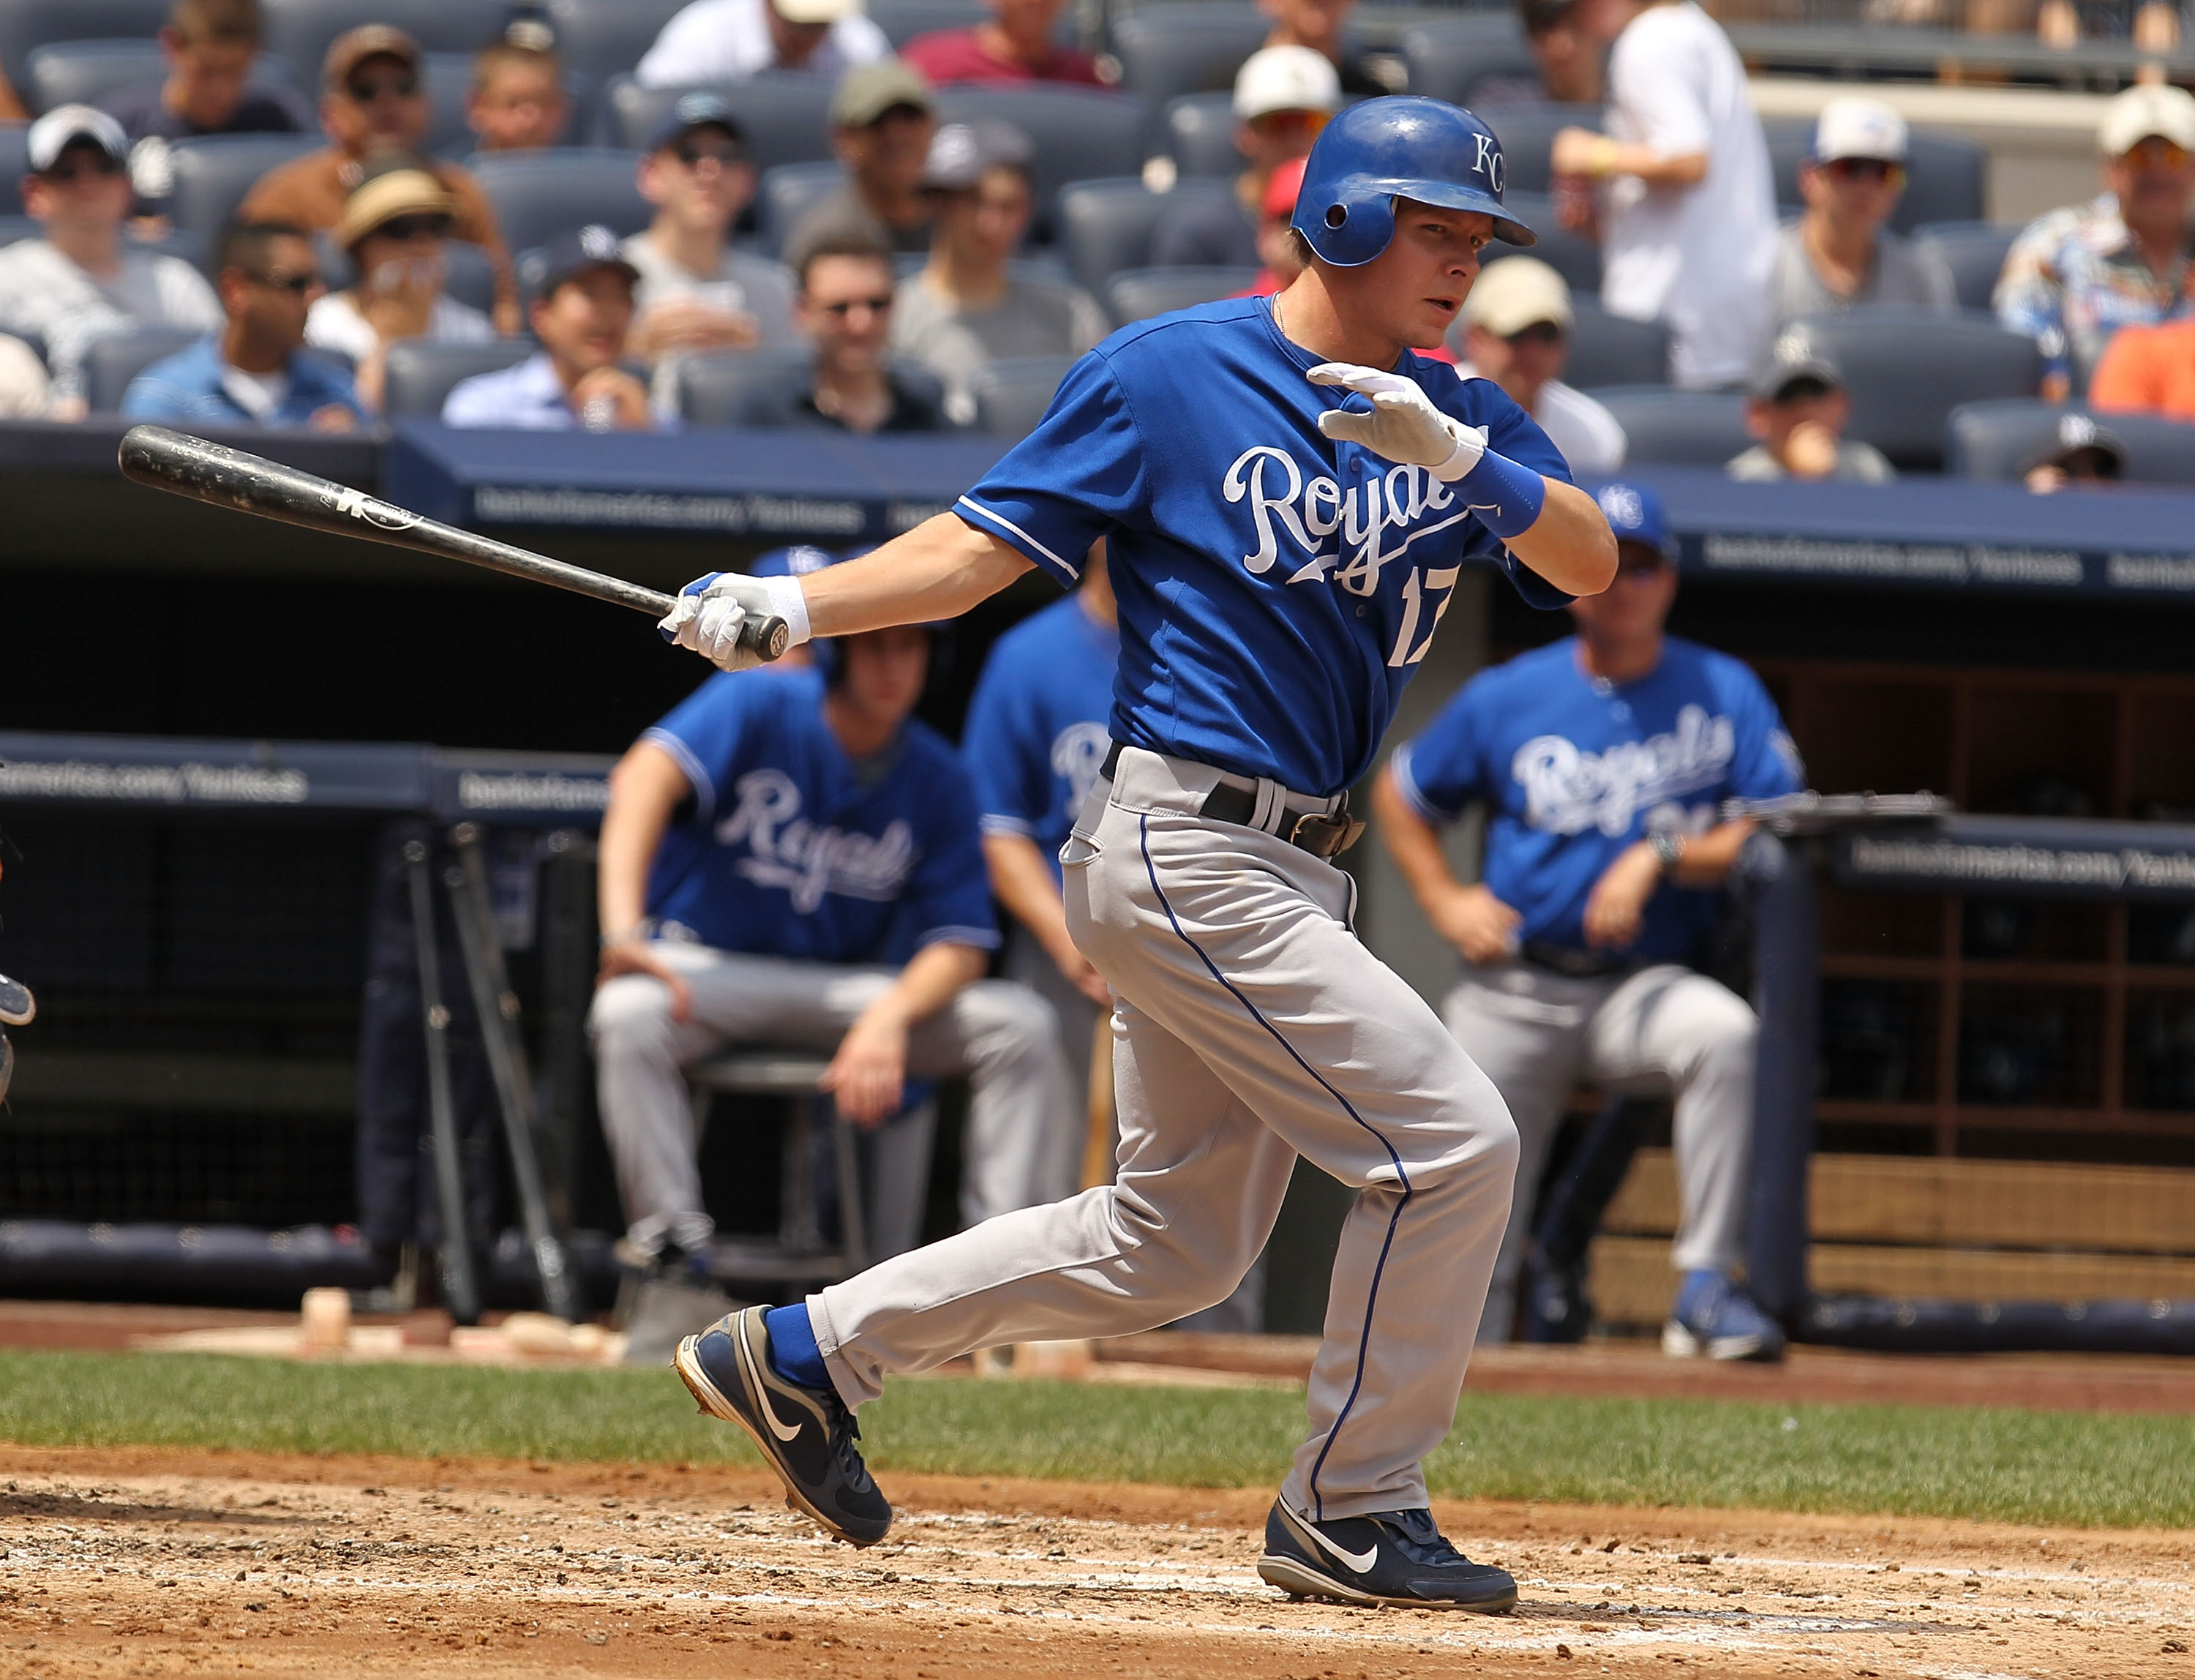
[116,425,790,661]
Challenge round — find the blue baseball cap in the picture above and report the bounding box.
[645,91,748,158]
[748,544,843,580]
[517,222,639,308]
[1594,481,1676,560]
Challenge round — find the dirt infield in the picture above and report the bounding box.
[1,1445,2188,1679]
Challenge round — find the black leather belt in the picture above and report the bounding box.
[1520,940,1640,980]
[1100,742,1365,860]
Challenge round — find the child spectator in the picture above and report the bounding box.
[442,225,656,432]
[467,37,569,154]
[902,0,1106,88]
[104,0,310,144]
[1727,347,1893,483]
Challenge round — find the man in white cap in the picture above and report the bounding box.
[1152,44,1340,269]
[1771,96,1956,330]
[637,0,888,87]
[0,104,220,417]
[1455,255,1626,474]
[1996,83,2195,402]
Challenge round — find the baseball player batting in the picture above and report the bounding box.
[660,97,1617,1612]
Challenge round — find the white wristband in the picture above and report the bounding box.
[759,572,813,648]
[1430,419,1490,484]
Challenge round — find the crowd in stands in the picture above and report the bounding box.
[0,0,2181,478]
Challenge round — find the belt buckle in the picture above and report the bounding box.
[1288,810,1366,859]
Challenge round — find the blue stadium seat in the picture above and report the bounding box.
[1782,307,2042,470]
[1111,2,1269,110]
[24,40,300,117]
[1057,176,1235,294]
[1565,302,1670,389]
[259,0,506,89]
[384,337,536,417]
[0,0,173,95]
[1164,92,1242,179]
[86,327,209,413]
[470,149,649,257]
[1764,118,1986,235]
[1583,386,1752,467]
[1944,400,2195,486]
[543,0,690,86]
[0,127,25,217]
[1911,220,2020,313]
[1475,103,1601,199]
[756,160,846,258]
[1104,264,1257,326]
[1482,196,1600,296]
[597,73,837,175]
[969,353,1074,438]
[869,0,994,48]
[166,133,323,258]
[676,345,949,427]
[932,86,1147,244]
[1397,13,1542,108]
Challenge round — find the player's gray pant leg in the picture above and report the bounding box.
[811,749,1519,1521]
[588,945,1070,1256]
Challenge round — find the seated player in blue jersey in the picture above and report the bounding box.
[650,98,1618,1610]
[588,552,1072,1293]
[1373,481,1801,1362]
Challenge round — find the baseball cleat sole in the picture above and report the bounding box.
[1255,1552,1518,1613]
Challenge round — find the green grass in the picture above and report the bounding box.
[1,1349,2191,1530]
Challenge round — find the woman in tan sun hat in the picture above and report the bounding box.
[306,153,495,411]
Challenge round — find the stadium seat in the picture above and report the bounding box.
[1482,195,1600,295]
[1397,12,1542,108]
[259,0,507,89]
[1057,176,1236,295]
[968,353,1075,438]
[0,0,172,96]
[1565,302,1670,389]
[0,127,25,217]
[1583,386,1752,466]
[756,160,846,258]
[1111,2,1270,110]
[84,327,209,413]
[1943,400,2195,485]
[1476,104,1601,199]
[932,86,1147,244]
[1782,307,2042,470]
[24,40,299,117]
[1763,118,1987,234]
[597,74,837,176]
[1164,92,1242,179]
[677,345,950,427]
[869,0,994,48]
[384,337,536,417]
[166,133,323,259]
[542,0,690,86]
[1105,265,1257,326]
[1911,221,2020,313]
[470,149,649,258]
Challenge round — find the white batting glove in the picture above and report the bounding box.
[1307,362,1489,481]
[657,571,811,672]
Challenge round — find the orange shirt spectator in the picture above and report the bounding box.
[2089,315,2195,423]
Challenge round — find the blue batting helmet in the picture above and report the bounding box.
[1291,97,1535,267]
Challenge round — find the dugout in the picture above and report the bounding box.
[6,424,2195,1343]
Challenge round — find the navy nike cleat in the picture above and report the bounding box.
[1257,1499,1517,1612]
[673,1305,893,1547]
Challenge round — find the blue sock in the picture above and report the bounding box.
[762,1302,828,1390]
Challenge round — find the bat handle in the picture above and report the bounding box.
[741,613,791,663]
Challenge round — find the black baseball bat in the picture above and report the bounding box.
[116,424,790,661]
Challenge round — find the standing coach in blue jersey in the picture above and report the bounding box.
[1375,481,1801,1363]
[588,563,1073,1285]
[654,98,1616,1609]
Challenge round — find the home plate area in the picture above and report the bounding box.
[0,1450,2186,1678]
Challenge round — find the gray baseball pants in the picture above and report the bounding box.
[1441,959,1757,1343]
[590,944,1073,1259]
[812,747,1520,1521]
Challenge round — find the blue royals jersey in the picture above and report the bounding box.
[955,296,1575,799]
[1391,637,1804,962]
[961,592,1121,885]
[642,667,998,964]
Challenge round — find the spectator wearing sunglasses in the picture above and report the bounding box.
[1997,84,2195,402]
[784,227,948,432]
[623,94,798,388]
[119,220,363,429]
[240,27,517,331]
[306,157,495,414]
[1771,99,1954,332]
[1152,46,1339,270]
[0,105,220,419]
[1454,256,1626,475]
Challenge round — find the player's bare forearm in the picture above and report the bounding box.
[803,514,1033,639]
[1665,818,1757,887]
[864,940,986,1032]
[983,833,1076,960]
[1505,478,1617,597]
[598,740,688,939]
[1373,765,1466,909]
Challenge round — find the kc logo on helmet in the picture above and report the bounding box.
[1473,132,1504,195]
